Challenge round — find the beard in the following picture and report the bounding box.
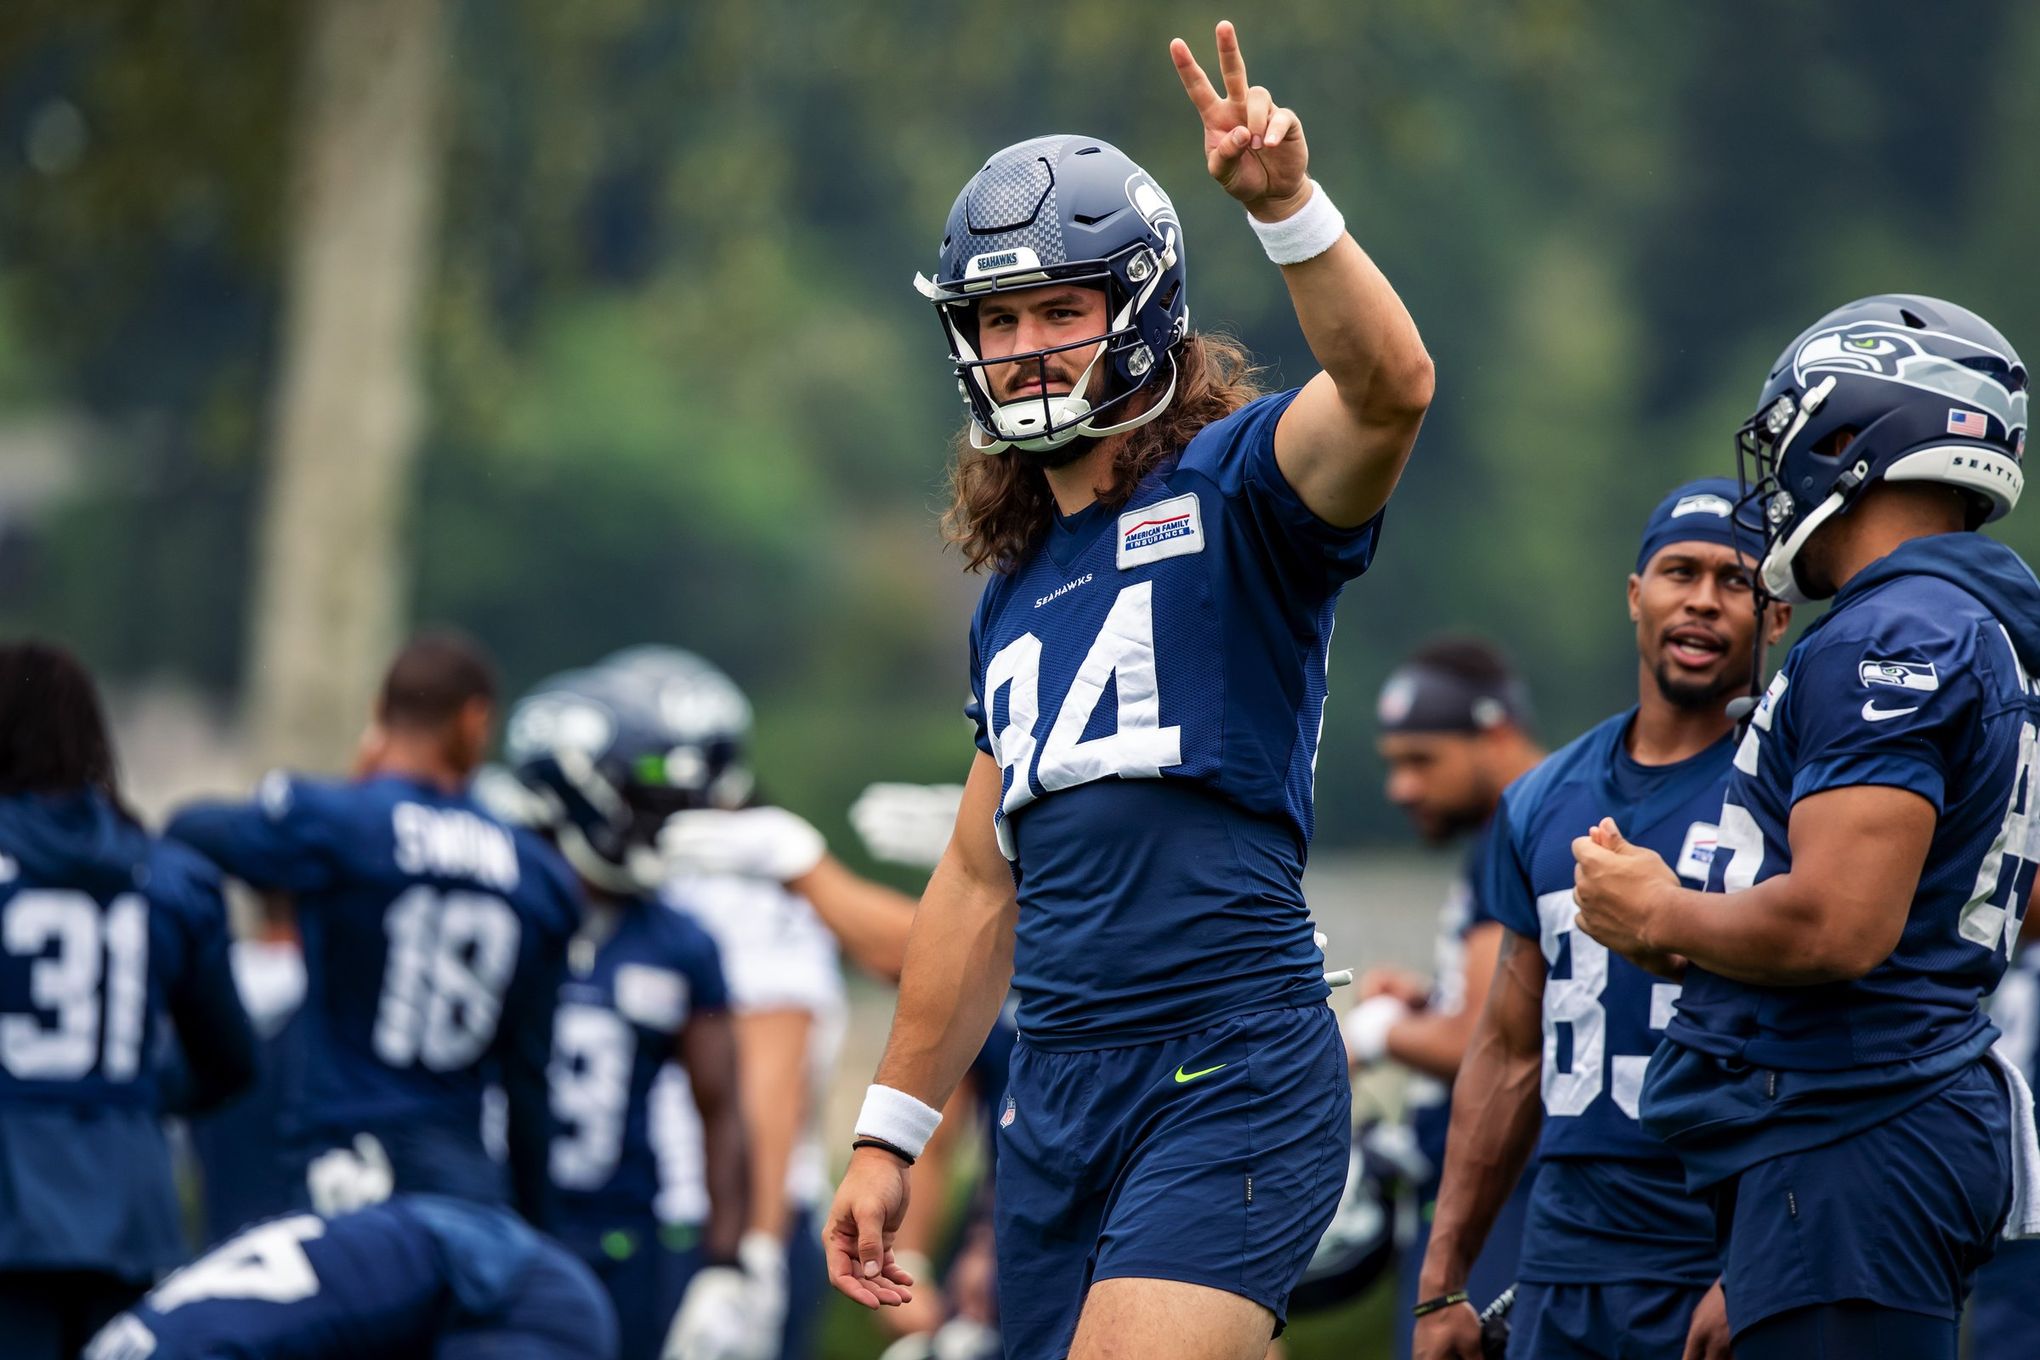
[1008,432,1096,470]
[1652,658,1745,713]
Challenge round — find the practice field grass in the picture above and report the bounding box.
[818,1278,1396,1359]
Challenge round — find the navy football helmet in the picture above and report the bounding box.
[597,645,754,812]
[915,134,1189,456]
[1735,294,2028,602]
[499,666,713,893]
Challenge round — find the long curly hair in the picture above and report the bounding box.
[940,331,1265,574]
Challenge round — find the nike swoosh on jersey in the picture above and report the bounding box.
[1862,699,1921,722]
[1174,1062,1227,1084]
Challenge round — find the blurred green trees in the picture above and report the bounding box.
[2,0,2037,848]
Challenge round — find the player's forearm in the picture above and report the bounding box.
[1419,1036,1541,1295]
[733,1009,811,1241]
[789,854,914,982]
[699,1098,751,1262]
[1650,877,1884,985]
[870,854,1015,1107]
[1419,934,1545,1295]
[1272,228,1434,427]
[1383,1007,1477,1081]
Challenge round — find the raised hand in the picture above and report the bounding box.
[1169,20,1309,217]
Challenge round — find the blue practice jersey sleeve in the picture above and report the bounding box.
[1477,793,1540,942]
[165,772,341,895]
[151,845,258,1115]
[1783,620,1981,814]
[1175,389,1385,593]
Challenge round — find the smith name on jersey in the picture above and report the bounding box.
[167,774,580,1193]
[1482,712,1726,1286]
[1648,533,2040,1187]
[967,388,1382,1048]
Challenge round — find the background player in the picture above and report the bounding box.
[496,665,755,1360]
[1414,479,1783,1359]
[0,642,257,1359]
[84,1195,617,1360]
[1575,296,2040,1357]
[621,644,922,1359]
[167,632,580,1224]
[1350,638,1542,1359]
[829,19,1435,1359]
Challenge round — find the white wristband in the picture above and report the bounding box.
[854,1084,943,1160]
[1342,994,1410,1067]
[1247,180,1346,265]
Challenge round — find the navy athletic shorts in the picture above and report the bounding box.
[1713,1059,2012,1336]
[1507,1279,1710,1359]
[993,1004,1350,1359]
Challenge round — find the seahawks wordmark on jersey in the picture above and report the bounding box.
[966,390,1381,1048]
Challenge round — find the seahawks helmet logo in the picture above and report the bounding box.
[1794,323,2028,440]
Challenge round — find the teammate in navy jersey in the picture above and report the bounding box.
[827,21,1435,1359]
[83,1195,617,1360]
[167,633,579,1226]
[1970,928,2040,1356]
[1574,297,2040,1358]
[0,643,257,1359]
[497,666,753,1360]
[189,900,309,1245]
[1415,480,1788,1359]
[1343,638,1542,1357]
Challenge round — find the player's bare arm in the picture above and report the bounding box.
[826,753,1017,1308]
[1572,786,1933,983]
[1372,921,1503,1080]
[788,855,915,982]
[1413,928,1545,1360]
[677,1007,751,1264]
[1171,20,1434,529]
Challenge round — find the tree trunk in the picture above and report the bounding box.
[245,0,446,772]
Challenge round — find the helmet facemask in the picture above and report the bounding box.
[918,241,1183,458]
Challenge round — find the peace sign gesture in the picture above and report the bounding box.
[1170,21,1309,218]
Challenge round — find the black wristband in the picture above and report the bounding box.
[851,1136,916,1166]
[1411,1290,1469,1319]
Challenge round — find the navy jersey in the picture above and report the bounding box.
[1482,713,1728,1284]
[966,389,1383,1047]
[0,790,255,1276]
[86,1195,615,1360]
[1407,833,1501,1181]
[167,774,580,1206]
[550,898,727,1232]
[1649,536,2040,1186]
[192,940,308,1245]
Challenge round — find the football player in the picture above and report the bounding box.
[1414,479,1788,1359]
[166,632,579,1224]
[0,642,257,1359]
[1574,296,2040,1358]
[628,646,922,1360]
[188,890,308,1246]
[1351,638,1543,1359]
[496,666,754,1360]
[83,1195,618,1360]
[826,19,1435,1359]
